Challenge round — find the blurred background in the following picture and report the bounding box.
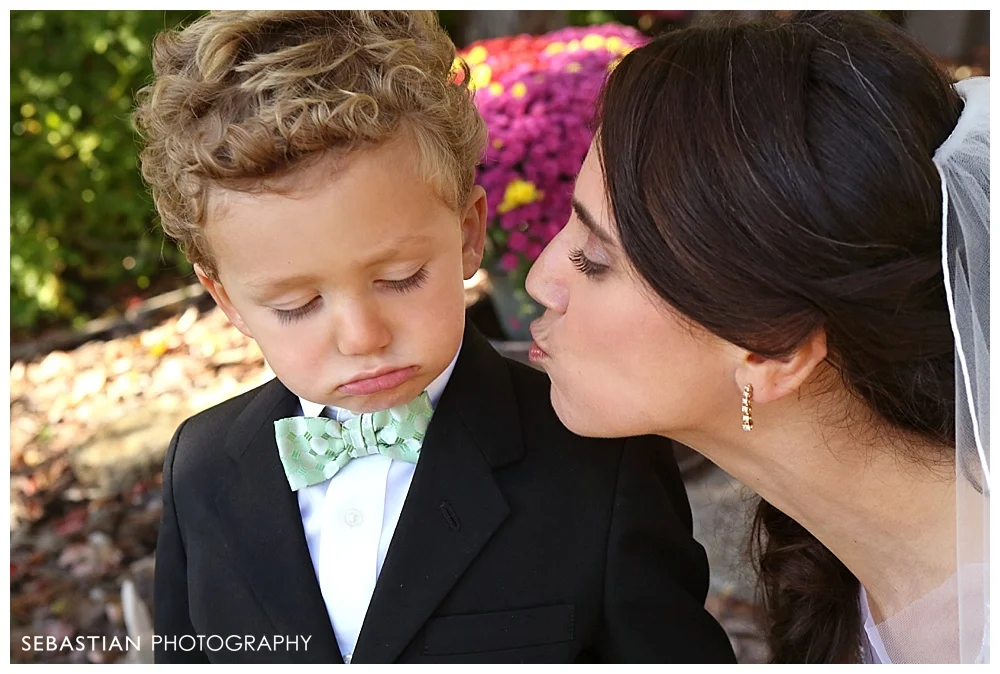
[9,9,990,664]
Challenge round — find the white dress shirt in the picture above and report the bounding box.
[295,347,460,664]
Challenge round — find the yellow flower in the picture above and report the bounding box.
[465,45,489,66]
[566,62,582,73]
[497,179,542,214]
[544,41,565,55]
[608,45,635,72]
[606,36,625,53]
[582,34,605,51]
[511,81,527,98]
[489,82,504,96]
[471,63,492,89]
[492,138,504,150]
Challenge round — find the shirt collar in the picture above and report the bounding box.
[297,340,462,422]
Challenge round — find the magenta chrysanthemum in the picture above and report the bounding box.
[457,24,648,281]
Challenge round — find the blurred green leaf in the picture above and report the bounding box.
[10,10,206,335]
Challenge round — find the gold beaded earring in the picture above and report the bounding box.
[741,383,754,431]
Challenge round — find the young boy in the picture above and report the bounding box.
[134,10,735,664]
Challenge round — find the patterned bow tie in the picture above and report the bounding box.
[274,392,433,491]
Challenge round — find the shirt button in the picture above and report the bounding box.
[344,508,363,527]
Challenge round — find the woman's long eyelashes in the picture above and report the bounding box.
[383,266,430,293]
[568,247,610,277]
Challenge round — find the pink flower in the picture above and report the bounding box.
[519,203,543,223]
[499,252,521,271]
[507,231,530,253]
[500,211,524,231]
[459,24,648,273]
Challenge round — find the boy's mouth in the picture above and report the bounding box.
[337,366,419,397]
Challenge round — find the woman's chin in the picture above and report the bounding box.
[549,385,626,439]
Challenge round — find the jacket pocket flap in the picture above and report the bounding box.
[423,604,575,655]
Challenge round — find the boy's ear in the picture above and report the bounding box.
[460,185,488,280]
[194,264,252,338]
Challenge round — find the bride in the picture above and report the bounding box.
[525,11,989,663]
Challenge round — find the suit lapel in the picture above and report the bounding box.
[352,324,524,663]
[214,379,343,663]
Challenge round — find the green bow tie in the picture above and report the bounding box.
[274,392,434,491]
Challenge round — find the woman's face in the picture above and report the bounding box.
[525,145,739,440]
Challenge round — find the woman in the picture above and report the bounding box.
[525,11,989,664]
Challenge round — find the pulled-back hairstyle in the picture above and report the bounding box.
[133,10,487,278]
[596,10,962,663]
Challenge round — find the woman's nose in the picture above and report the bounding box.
[526,237,570,314]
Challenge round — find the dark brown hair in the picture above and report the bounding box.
[597,11,961,663]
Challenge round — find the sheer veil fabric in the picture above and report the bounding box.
[867,75,990,664]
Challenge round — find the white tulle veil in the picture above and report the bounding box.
[872,75,990,664]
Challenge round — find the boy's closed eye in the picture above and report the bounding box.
[378,265,429,294]
[269,265,431,324]
[272,296,322,325]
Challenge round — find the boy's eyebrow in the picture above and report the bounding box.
[244,273,321,295]
[244,234,437,295]
[359,233,436,266]
[572,198,615,246]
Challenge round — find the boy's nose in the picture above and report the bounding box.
[526,240,570,314]
[335,302,392,356]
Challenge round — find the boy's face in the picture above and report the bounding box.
[196,136,487,414]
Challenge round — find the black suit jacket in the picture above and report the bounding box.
[153,323,736,663]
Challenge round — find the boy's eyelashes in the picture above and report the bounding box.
[272,296,321,325]
[381,265,429,294]
[269,266,431,324]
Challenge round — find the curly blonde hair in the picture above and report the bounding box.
[133,10,487,278]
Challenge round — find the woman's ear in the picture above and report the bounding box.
[736,328,828,405]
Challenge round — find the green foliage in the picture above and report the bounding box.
[10,10,205,334]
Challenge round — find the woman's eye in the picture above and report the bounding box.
[568,247,610,278]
